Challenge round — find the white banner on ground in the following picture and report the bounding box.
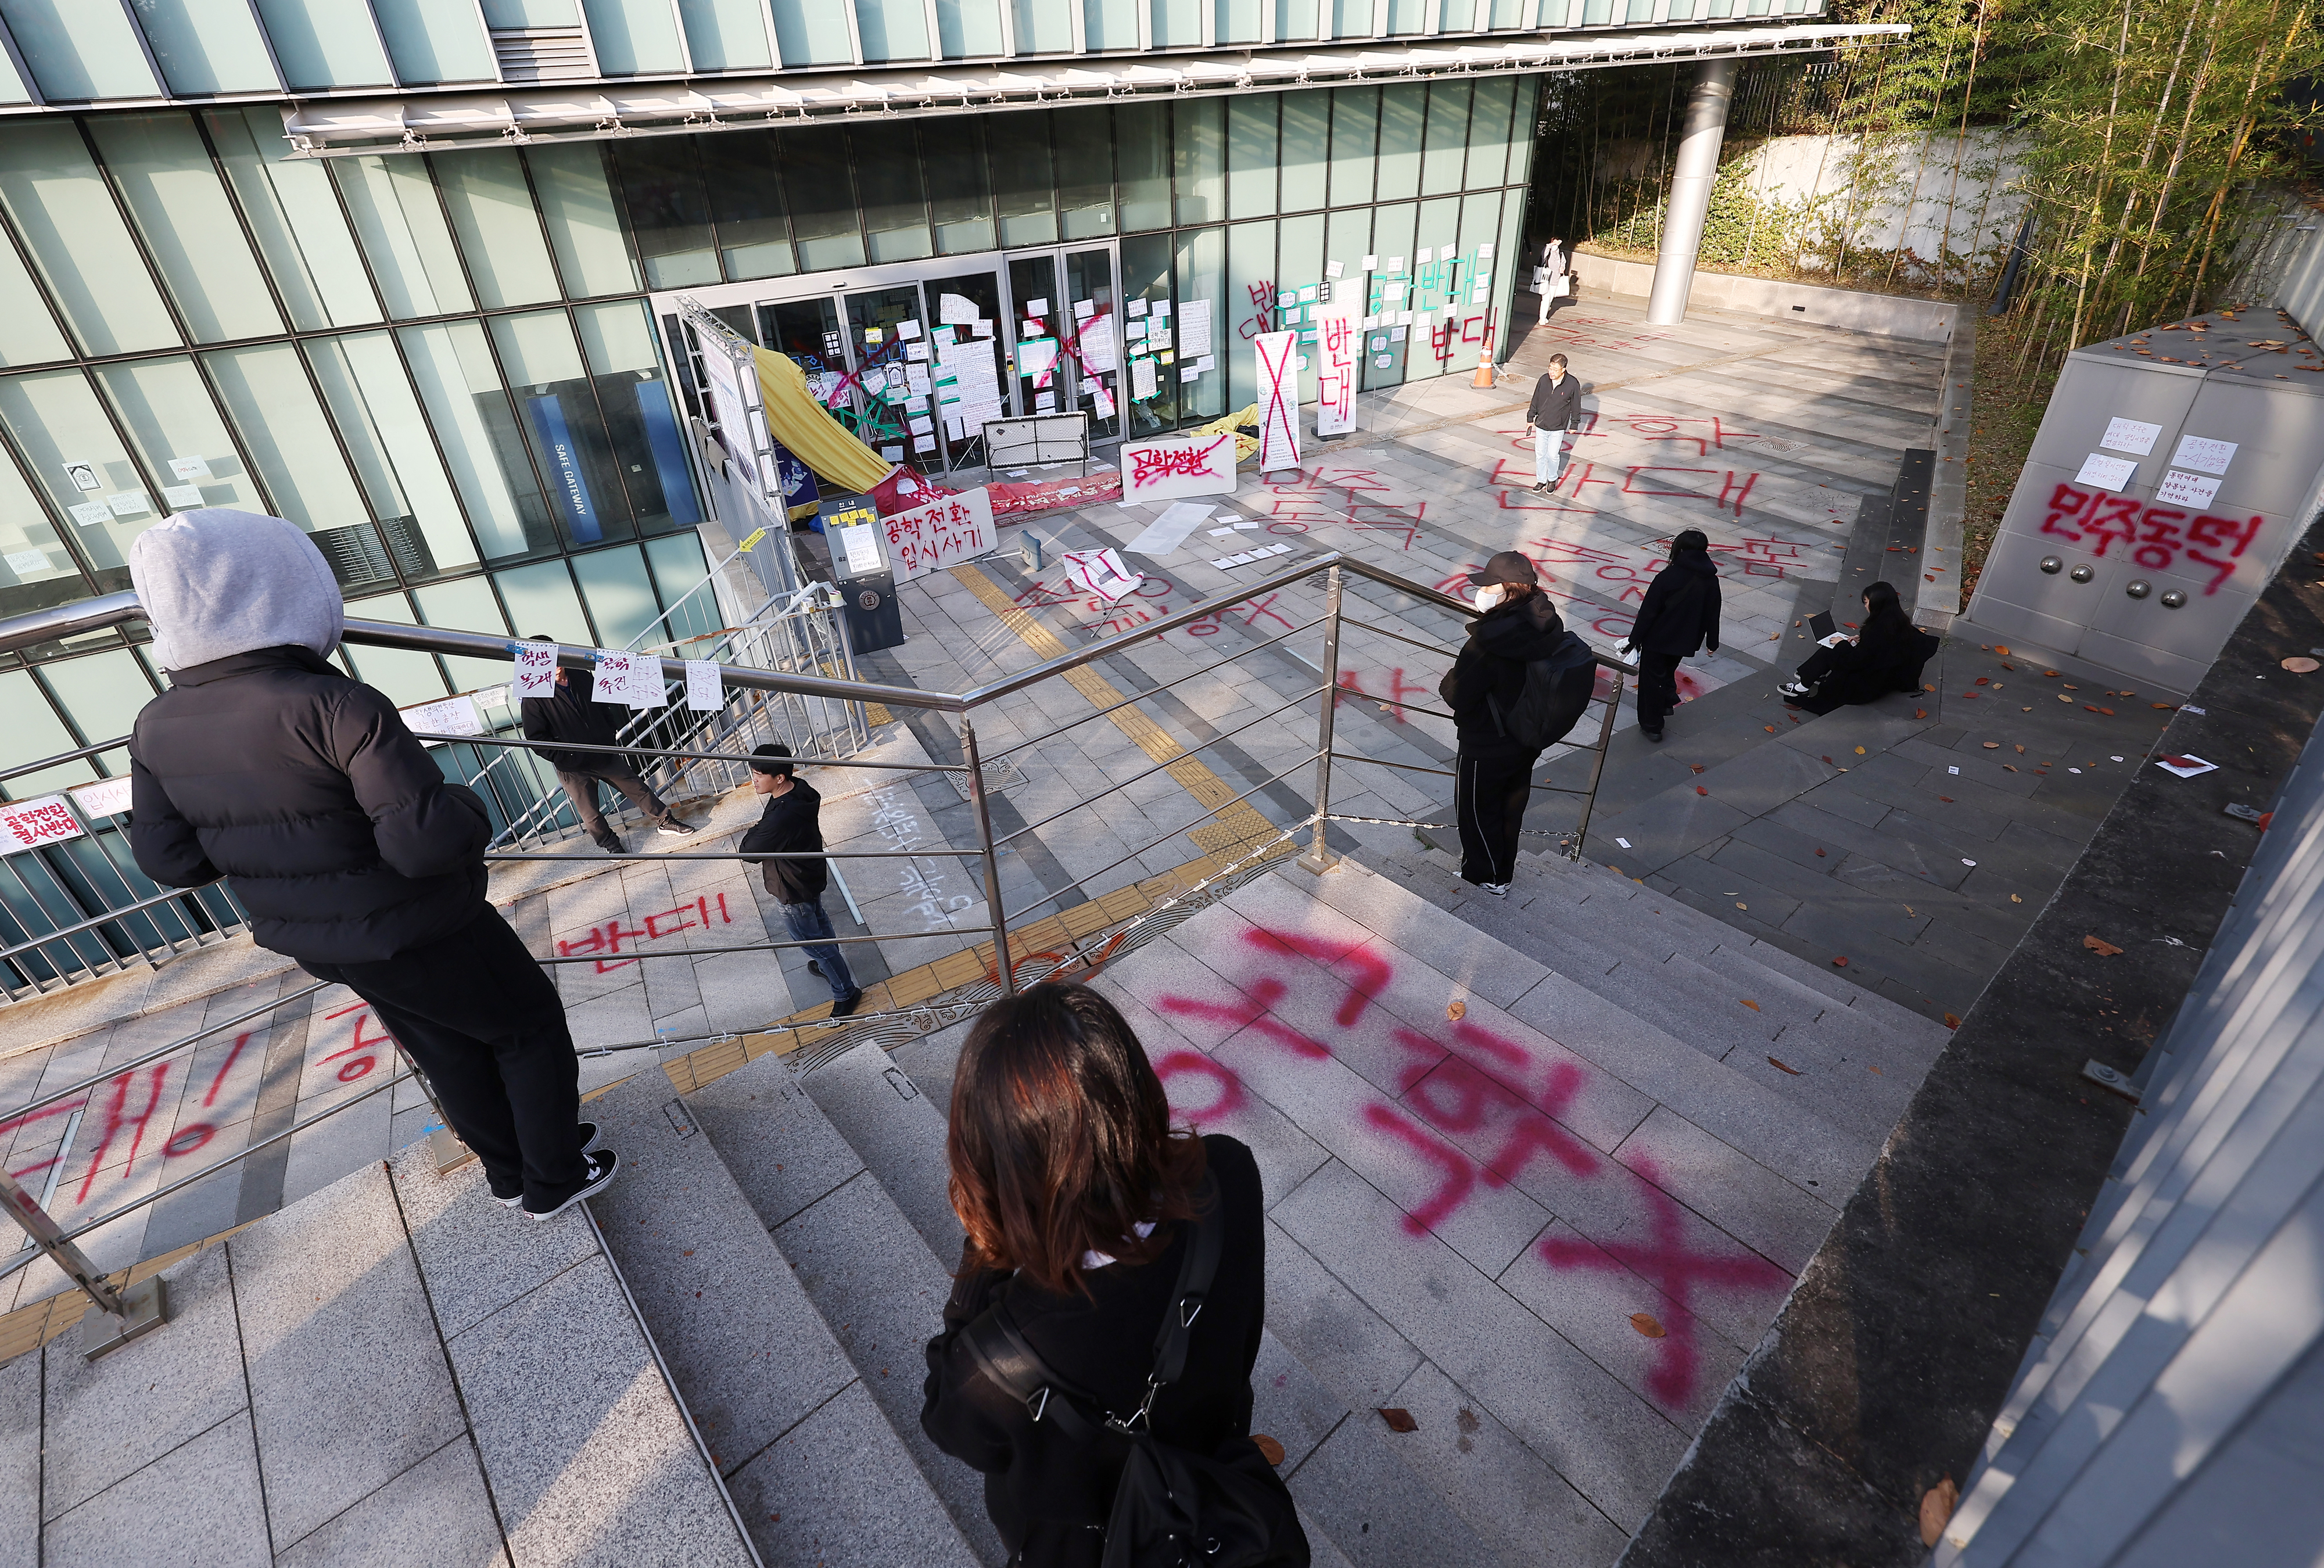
[1254,331,1302,473]
[1120,433,1237,501]
[882,486,998,583]
[1059,548,1144,601]
[1312,300,1362,437]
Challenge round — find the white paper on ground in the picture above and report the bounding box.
[1125,501,1218,554]
[1211,557,1239,569]
[2074,452,2139,490]
[1209,526,1236,535]
[2156,753,2219,778]
[684,659,722,712]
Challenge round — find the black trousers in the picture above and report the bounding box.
[300,905,587,1208]
[1455,749,1538,887]
[1638,651,1685,729]
[557,767,673,842]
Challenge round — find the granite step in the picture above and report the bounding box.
[686,1046,1007,1566]
[586,1069,981,1568]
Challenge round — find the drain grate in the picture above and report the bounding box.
[947,753,1026,801]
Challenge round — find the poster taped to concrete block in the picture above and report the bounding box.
[882,486,997,582]
[2074,453,2139,491]
[1254,331,1302,473]
[2156,469,2224,508]
[1121,433,1238,501]
[2170,435,2237,475]
[2100,417,2162,455]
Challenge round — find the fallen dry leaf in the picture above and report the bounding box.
[1915,708,1929,719]
[1740,999,1761,1011]
[1767,1056,1802,1075]
[1921,1476,1960,1548]
[2064,683,2079,690]
[1982,741,2000,749]
[2153,702,2174,709]
[1254,1434,1287,1466]
[1832,956,1850,967]
[1377,1408,1418,1433]
[2014,744,2026,753]
[2045,669,2062,677]
[2098,706,2116,716]
[2285,656,2321,673]
[1974,676,1989,686]
[1854,745,1867,755]
[1735,901,1748,910]
[1938,795,1954,802]
[2083,934,2125,956]
[1764,724,1776,733]
[1870,1063,1884,1074]
[1994,646,2011,655]
[1815,847,1827,856]
[2011,894,2023,903]
[1697,785,1708,795]
[1690,763,1706,774]
[2004,765,2019,772]
[1446,999,1466,1021]
[1943,1013,1963,1029]
[1630,1312,1667,1339]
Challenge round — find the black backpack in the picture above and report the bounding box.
[960,1175,1310,1568]
[1487,630,1599,752]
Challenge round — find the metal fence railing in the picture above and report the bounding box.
[0,553,1633,1359]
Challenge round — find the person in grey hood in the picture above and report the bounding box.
[126,509,615,1221]
[1620,530,1722,742]
[1441,552,1568,894]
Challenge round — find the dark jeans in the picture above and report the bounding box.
[1796,644,1845,686]
[781,896,858,1001]
[300,905,588,1210]
[1455,749,1538,887]
[558,768,673,842]
[1638,651,1685,729]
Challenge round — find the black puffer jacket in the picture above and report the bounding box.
[1626,550,1722,657]
[1443,590,1570,758]
[519,670,639,776]
[738,777,830,905]
[129,645,492,964]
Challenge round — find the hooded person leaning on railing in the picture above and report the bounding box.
[124,508,618,1222]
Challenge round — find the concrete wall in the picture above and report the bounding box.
[1729,129,2030,265]
[2281,221,2324,343]
[1575,252,1961,342]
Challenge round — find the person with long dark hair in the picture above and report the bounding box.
[922,983,1285,1567]
[1620,530,1722,742]
[1778,580,1941,716]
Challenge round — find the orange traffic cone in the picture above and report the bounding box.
[1471,350,1495,388]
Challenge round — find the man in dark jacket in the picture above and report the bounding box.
[127,509,613,1220]
[1441,552,1568,894]
[1620,529,1722,742]
[1525,353,1582,493]
[518,635,694,855]
[740,743,865,1017]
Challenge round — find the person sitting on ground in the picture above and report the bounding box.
[740,742,865,1018]
[921,982,1283,1568]
[1620,529,1722,743]
[1778,580,1941,716]
[127,509,614,1221]
[518,634,695,855]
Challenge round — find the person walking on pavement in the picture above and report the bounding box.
[1620,529,1723,743]
[741,743,866,1018]
[1526,353,1581,493]
[126,509,614,1221]
[1535,237,1568,325]
[519,634,695,855]
[1442,552,1569,895]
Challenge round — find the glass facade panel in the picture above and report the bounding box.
[1012,0,1073,51]
[1217,0,1261,41]
[1117,105,1171,234]
[0,368,155,577]
[489,310,639,549]
[0,124,181,358]
[87,115,284,346]
[1224,220,1270,412]
[1505,77,1538,186]
[1422,82,1473,196]
[206,108,383,332]
[1152,0,1201,45]
[0,0,162,101]
[1329,0,1367,35]
[1364,201,1414,390]
[1174,99,1225,228]
[1055,109,1114,241]
[781,129,867,271]
[1226,99,1276,223]
[927,124,997,255]
[1275,211,1321,400]
[989,116,1059,248]
[0,443,84,616]
[306,331,483,575]
[1276,0,1318,36]
[700,131,792,280]
[1328,89,1377,210]
[612,141,720,290]
[857,132,934,263]
[437,149,562,309]
[0,670,87,797]
[1440,0,1476,25]
[1084,0,1138,46]
[935,0,1005,53]
[1385,0,1426,29]
[253,0,396,87]
[1377,84,1426,202]
[202,345,377,550]
[371,0,499,83]
[481,0,580,21]
[136,0,282,94]
[0,237,71,369]
[856,0,932,62]
[340,591,450,705]
[94,357,264,518]
[333,155,477,319]
[582,0,687,72]
[764,0,845,65]
[493,557,593,644]
[37,648,152,745]
[1281,88,1330,213]
[397,320,549,561]
[413,574,515,690]
[528,144,640,299]
[573,300,700,530]
[572,544,661,648]
[1469,77,1516,188]
[1120,231,1174,429]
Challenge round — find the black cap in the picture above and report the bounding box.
[748,742,795,778]
[1672,530,1710,554]
[1464,551,1540,589]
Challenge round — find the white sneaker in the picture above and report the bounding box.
[1482,882,1511,898]
[1778,680,1813,698]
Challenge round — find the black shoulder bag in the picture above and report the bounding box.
[960,1176,1310,1568]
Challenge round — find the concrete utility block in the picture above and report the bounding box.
[1283,1405,1508,1568]
[274,1436,510,1568]
[801,1040,964,1261]
[43,1411,271,1568]
[232,1159,466,1549]
[726,1381,982,1568]
[449,1253,754,1567]
[586,1070,855,1480]
[1378,1359,1633,1568]
[41,1243,246,1523]
[387,1139,597,1341]
[0,1347,37,1568]
[687,1050,865,1230]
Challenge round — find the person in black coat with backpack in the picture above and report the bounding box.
[1620,530,1722,742]
[1441,552,1570,895]
[1778,580,1940,715]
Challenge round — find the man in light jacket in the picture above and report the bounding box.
[740,743,865,1018]
[1526,353,1581,493]
[127,510,614,1220]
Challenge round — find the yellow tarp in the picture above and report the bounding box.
[1190,403,1261,464]
[751,346,891,496]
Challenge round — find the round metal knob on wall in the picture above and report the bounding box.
[2160,589,2187,608]
[2039,556,2064,574]
[2070,564,2095,583]
[2125,580,2152,598]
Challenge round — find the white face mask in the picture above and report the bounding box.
[1473,584,1506,610]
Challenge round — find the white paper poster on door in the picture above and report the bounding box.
[1254,331,1301,474]
[882,486,998,582]
[1312,300,1362,437]
[1120,433,1238,501]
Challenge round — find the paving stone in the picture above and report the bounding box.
[1283,1404,1509,1568]
[232,1159,465,1548]
[726,1380,981,1568]
[1611,1106,1838,1272]
[1263,1217,1425,1411]
[388,1139,597,1341]
[1250,1329,1351,1475]
[44,1413,271,1568]
[800,1039,964,1261]
[686,1050,865,1229]
[0,1340,35,1568]
[275,1436,510,1568]
[1293,863,1552,1009]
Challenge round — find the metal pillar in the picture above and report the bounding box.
[1300,568,1344,874]
[0,1166,166,1361]
[962,718,1016,992]
[1644,57,1740,327]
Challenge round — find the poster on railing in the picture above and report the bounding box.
[0,794,84,854]
[1120,433,1238,501]
[881,486,998,583]
[511,641,558,698]
[591,650,662,708]
[1254,331,1302,474]
[1313,299,1362,437]
[69,776,132,820]
[401,693,485,748]
[685,659,723,713]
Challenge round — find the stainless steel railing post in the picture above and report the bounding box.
[962,717,1016,995]
[1299,566,1344,874]
[1568,662,1629,862]
[0,1165,164,1360]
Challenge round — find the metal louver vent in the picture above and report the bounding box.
[490,27,594,83]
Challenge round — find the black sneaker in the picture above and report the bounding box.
[806,959,823,977]
[595,835,625,855]
[830,988,865,1019]
[656,818,696,837]
[528,1149,618,1221]
[1643,726,1665,742]
[496,1122,604,1207]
